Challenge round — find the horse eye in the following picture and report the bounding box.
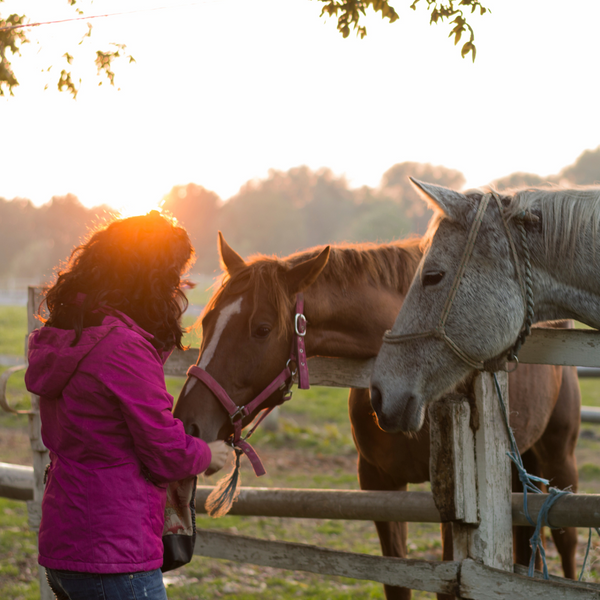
[253,325,271,339]
[423,271,445,287]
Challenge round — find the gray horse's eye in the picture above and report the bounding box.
[422,271,445,287]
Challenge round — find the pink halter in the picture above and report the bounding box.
[186,293,310,476]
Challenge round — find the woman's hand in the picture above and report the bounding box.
[205,441,232,475]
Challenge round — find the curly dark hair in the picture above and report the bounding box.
[43,211,195,350]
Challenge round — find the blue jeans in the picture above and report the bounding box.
[46,568,168,600]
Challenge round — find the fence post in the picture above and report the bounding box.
[429,372,513,571]
[26,287,53,600]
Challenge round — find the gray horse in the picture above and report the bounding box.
[370,179,600,433]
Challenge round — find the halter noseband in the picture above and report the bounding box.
[383,191,534,372]
[186,293,310,476]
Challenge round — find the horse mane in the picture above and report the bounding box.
[202,237,423,338]
[421,185,600,261]
[505,186,600,260]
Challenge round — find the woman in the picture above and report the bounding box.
[25,211,230,600]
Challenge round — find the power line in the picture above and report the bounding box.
[0,2,212,33]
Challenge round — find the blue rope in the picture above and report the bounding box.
[578,526,600,581]
[492,373,596,581]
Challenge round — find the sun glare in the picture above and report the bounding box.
[116,197,164,218]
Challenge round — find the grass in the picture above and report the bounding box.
[579,379,600,408]
[0,306,28,356]
[2,306,600,598]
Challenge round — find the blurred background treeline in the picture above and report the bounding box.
[2,147,600,291]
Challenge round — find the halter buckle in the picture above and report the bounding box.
[286,358,298,377]
[229,405,247,424]
[295,313,307,336]
[505,354,519,373]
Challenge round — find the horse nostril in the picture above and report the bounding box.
[370,385,382,415]
[186,422,201,438]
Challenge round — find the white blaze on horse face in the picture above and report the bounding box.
[182,297,243,396]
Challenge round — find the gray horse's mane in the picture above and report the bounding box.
[422,185,600,260]
[506,186,600,259]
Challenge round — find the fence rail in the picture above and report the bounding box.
[3,464,600,529]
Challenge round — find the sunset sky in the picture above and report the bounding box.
[2,0,600,216]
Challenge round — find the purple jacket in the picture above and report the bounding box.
[25,311,211,573]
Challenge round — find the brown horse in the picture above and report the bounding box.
[173,233,580,600]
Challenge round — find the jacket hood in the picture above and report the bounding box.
[25,312,155,400]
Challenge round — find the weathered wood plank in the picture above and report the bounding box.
[460,558,600,599]
[164,348,197,377]
[581,406,600,424]
[0,462,34,501]
[513,564,600,592]
[429,397,478,525]
[0,364,27,415]
[165,328,600,385]
[3,464,600,527]
[518,328,600,367]
[164,350,376,388]
[514,492,600,528]
[465,372,513,570]
[194,529,460,595]
[195,487,440,522]
[26,287,53,600]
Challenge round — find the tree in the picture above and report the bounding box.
[161,184,223,274]
[318,0,489,60]
[0,0,489,97]
[490,172,553,191]
[0,0,133,98]
[0,192,112,280]
[558,146,600,186]
[380,161,465,233]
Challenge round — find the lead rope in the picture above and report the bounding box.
[493,373,598,580]
[205,447,244,518]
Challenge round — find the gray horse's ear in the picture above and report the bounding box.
[285,246,330,294]
[218,231,246,275]
[410,178,474,221]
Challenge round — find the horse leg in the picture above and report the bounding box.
[357,456,411,600]
[512,451,544,572]
[533,365,580,579]
[435,523,456,600]
[544,459,579,579]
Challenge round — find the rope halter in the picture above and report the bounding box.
[382,191,534,372]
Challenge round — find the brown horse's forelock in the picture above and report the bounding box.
[201,261,295,339]
[202,239,423,340]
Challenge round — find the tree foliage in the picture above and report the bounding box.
[557,147,600,186]
[490,172,550,191]
[317,0,490,61]
[0,0,490,97]
[381,161,465,233]
[0,0,133,98]
[3,147,597,281]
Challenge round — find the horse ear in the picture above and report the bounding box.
[285,246,330,294]
[410,178,474,221]
[218,231,246,275]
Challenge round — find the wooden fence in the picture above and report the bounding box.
[2,288,600,598]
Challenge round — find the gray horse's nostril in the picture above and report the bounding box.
[370,385,383,415]
[186,422,201,438]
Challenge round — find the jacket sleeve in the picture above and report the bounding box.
[99,330,212,482]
